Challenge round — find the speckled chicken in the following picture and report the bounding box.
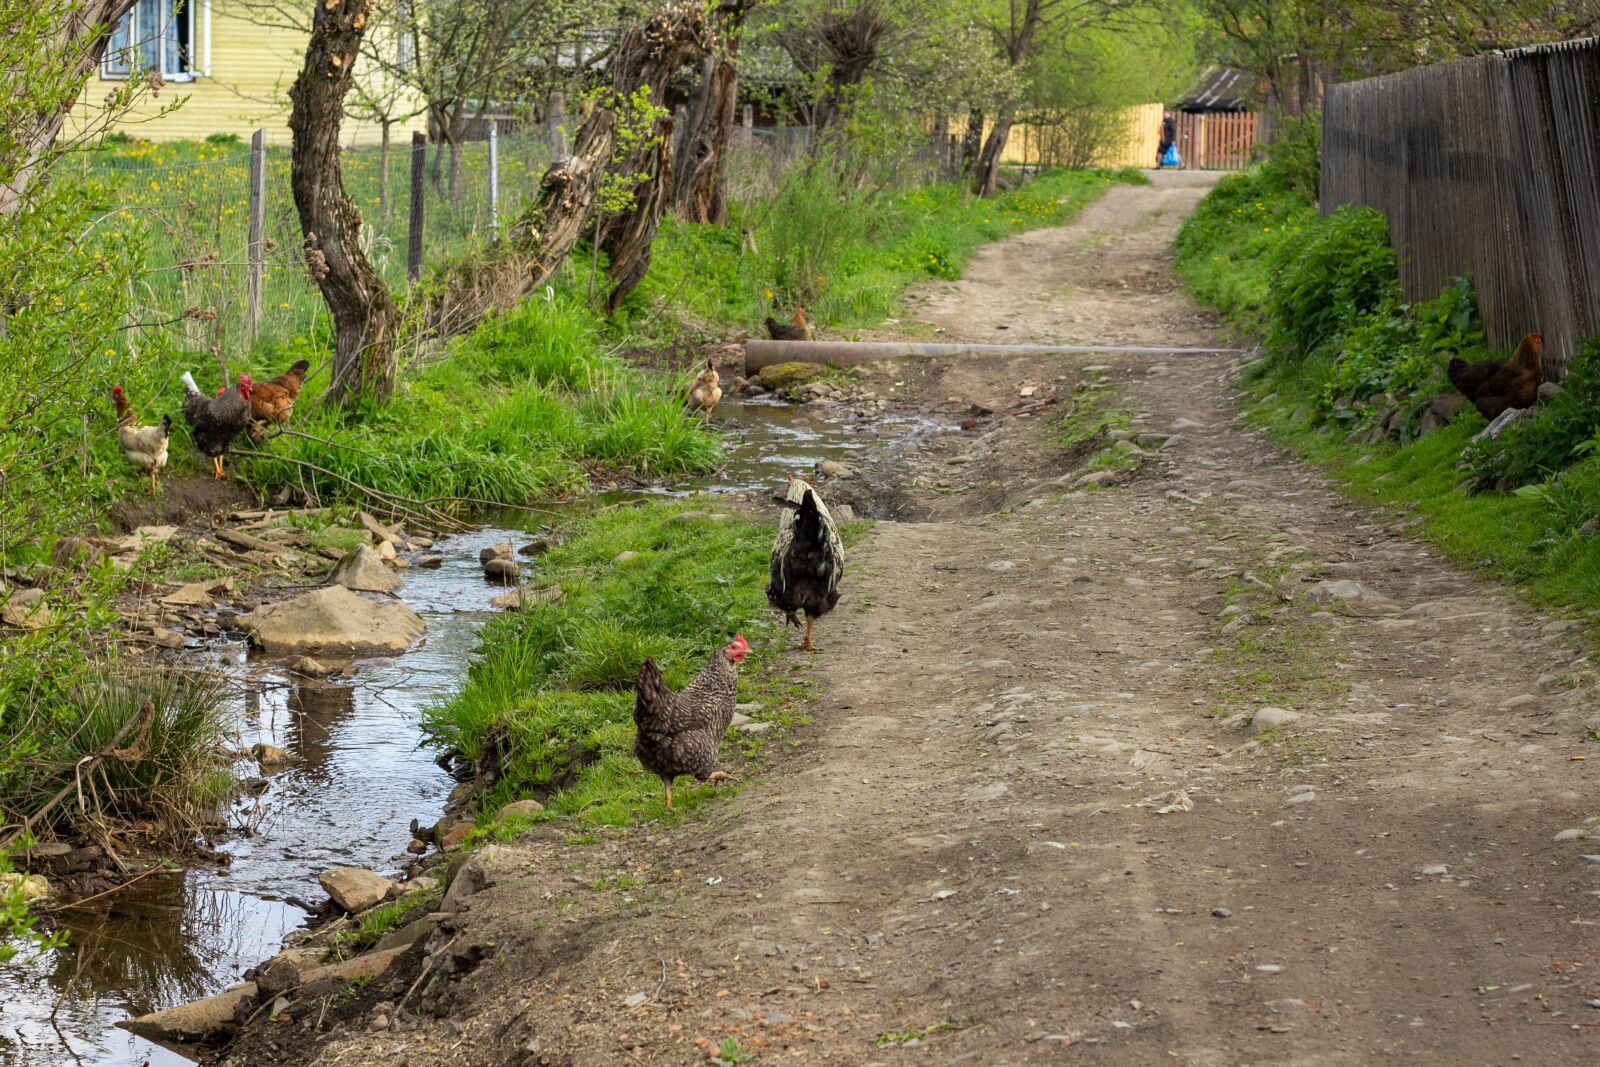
[633,635,749,811]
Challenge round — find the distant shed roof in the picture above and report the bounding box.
[1182,67,1253,111]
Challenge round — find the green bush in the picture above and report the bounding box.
[1267,111,1322,204]
[1320,276,1487,426]
[1172,165,1316,335]
[1267,205,1399,359]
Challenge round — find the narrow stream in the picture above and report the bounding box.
[0,396,945,1066]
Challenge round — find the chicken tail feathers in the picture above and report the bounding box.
[158,414,173,437]
[634,657,671,723]
[180,371,202,398]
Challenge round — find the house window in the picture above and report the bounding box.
[102,0,202,82]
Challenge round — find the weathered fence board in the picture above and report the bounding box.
[1322,37,1600,378]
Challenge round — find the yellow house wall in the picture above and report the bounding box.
[943,104,1163,170]
[77,1,425,147]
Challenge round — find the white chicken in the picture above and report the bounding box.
[112,386,171,495]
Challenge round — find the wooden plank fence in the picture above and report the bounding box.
[1322,36,1600,378]
[1172,111,1259,171]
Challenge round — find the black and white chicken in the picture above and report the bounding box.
[633,635,749,811]
[766,475,844,652]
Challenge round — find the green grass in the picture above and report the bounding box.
[628,167,1149,336]
[1175,163,1600,622]
[424,500,867,829]
[1240,362,1600,611]
[238,295,723,508]
[328,883,441,961]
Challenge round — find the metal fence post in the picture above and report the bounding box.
[408,130,425,284]
[488,118,499,236]
[246,128,266,341]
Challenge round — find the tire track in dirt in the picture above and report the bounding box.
[283,173,1600,1067]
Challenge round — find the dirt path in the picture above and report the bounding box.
[270,172,1600,1067]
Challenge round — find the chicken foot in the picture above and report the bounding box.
[801,616,821,653]
[149,468,159,496]
[212,455,226,479]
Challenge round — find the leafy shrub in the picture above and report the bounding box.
[1267,206,1399,359]
[1464,333,1600,489]
[1172,165,1316,334]
[1320,276,1486,422]
[1266,111,1322,204]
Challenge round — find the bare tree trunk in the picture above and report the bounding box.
[1,1,137,217]
[673,1,750,225]
[973,108,1015,198]
[960,108,985,176]
[419,4,710,336]
[598,5,713,310]
[604,119,673,313]
[288,0,401,406]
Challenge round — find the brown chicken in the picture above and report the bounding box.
[633,635,748,811]
[687,358,721,422]
[249,358,310,433]
[765,307,813,341]
[1448,333,1543,421]
[112,386,171,496]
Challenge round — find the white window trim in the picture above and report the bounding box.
[100,0,210,82]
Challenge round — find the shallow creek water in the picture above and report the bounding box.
[0,397,945,1066]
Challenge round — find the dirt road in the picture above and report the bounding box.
[282,172,1600,1066]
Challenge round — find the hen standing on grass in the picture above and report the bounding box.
[180,370,252,478]
[767,475,844,652]
[111,386,171,496]
[1448,332,1543,421]
[249,358,310,435]
[633,635,749,812]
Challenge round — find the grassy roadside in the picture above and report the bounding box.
[1174,155,1600,617]
[423,499,867,833]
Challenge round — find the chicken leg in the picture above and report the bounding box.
[663,779,674,813]
[213,455,225,479]
[801,616,821,653]
[149,468,159,496]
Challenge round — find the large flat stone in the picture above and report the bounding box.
[247,586,423,656]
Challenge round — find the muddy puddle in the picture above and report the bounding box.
[0,396,947,1065]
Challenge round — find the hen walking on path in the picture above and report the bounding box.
[275,172,1600,1067]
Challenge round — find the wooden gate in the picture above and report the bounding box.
[1172,112,1259,170]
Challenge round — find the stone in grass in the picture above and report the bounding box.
[318,867,398,913]
[496,799,545,821]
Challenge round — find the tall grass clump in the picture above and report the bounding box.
[241,295,722,507]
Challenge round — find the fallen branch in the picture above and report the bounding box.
[231,449,474,533]
[0,706,151,851]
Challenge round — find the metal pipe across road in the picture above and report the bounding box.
[743,339,1246,373]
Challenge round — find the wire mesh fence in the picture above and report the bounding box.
[1322,36,1600,377]
[79,120,818,361]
